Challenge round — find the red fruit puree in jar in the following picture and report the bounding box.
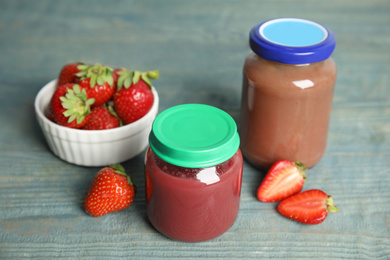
[145,148,242,242]
[145,104,242,242]
[240,18,337,169]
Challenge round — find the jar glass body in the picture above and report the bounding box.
[240,53,337,169]
[145,147,243,242]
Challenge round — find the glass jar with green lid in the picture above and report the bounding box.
[145,104,243,242]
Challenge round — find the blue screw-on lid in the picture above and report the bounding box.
[250,18,336,64]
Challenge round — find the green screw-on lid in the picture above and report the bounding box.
[149,104,240,168]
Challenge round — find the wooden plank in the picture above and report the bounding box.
[0,0,389,258]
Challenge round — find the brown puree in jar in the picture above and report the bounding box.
[240,53,337,169]
[240,18,337,169]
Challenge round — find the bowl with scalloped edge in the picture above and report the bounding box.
[34,79,159,167]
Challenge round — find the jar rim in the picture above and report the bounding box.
[250,18,336,64]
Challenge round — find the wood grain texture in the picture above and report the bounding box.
[1,0,389,258]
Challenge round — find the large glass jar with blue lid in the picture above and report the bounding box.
[240,18,337,169]
[145,104,243,242]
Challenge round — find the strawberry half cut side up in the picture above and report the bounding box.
[51,83,95,128]
[277,189,339,225]
[84,164,135,217]
[257,160,307,203]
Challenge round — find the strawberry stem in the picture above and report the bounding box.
[293,161,307,181]
[326,195,339,213]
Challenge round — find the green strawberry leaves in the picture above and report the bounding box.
[116,69,134,90]
[60,84,95,124]
[76,63,114,88]
[111,164,134,186]
[116,68,159,90]
[141,70,159,87]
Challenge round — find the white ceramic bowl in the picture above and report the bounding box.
[34,79,159,167]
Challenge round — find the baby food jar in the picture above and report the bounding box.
[240,18,337,169]
[145,104,243,242]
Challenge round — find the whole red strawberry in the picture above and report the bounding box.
[82,105,121,130]
[113,69,159,125]
[77,63,115,107]
[57,62,84,87]
[278,189,339,225]
[50,83,95,128]
[257,160,307,202]
[84,164,135,217]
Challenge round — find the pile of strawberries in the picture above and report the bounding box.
[49,62,159,130]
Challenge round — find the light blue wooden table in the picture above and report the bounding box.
[1,0,389,258]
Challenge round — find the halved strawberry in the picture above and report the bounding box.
[277,189,339,225]
[76,63,115,107]
[51,83,95,128]
[257,160,307,202]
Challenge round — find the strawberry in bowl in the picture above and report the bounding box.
[76,63,116,107]
[51,83,95,129]
[114,68,159,125]
[34,62,159,167]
